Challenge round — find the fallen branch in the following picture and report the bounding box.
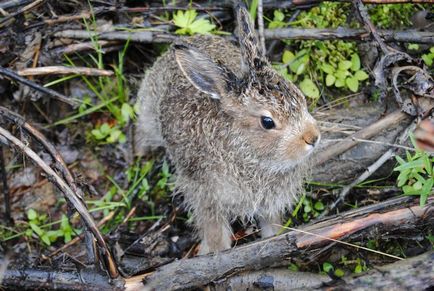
[314,110,411,166]
[0,67,79,107]
[18,66,114,77]
[129,196,432,290]
[264,28,434,44]
[53,28,434,45]
[0,267,124,291]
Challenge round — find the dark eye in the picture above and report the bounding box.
[260,116,275,130]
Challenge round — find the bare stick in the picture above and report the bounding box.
[18,66,114,77]
[315,110,411,166]
[257,0,266,54]
[0,126,119,279]
[0,67,78,107]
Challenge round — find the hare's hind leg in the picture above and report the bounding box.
[197,215,232,255]
[258,213,282,238]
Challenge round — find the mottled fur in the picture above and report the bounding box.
[136,6,320,254]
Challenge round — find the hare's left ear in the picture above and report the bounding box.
[235,4,265,70]
[174,44,236,100]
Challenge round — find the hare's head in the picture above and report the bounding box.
[174,5,320,171]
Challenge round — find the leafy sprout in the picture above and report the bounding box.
[173,10,216,35]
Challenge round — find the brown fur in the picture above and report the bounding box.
[135,6,320,254]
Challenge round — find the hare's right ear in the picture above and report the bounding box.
[174,44,235,100]
[235,4,264,70]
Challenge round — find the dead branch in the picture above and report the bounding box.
[18,66,114,77]
[0,267,124,291]
[314,110,411,166]
[130,196,432,290]
[0,67,79,107]
[54,29,434,44]
[264,28,434,44]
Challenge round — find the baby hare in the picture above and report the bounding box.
[136,5,320,254]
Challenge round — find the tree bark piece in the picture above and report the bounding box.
[133,196,432,290]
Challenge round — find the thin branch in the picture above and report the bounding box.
[18,66,114,77]
[0,67,79,107]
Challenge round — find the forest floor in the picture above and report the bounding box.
[0,1,433,290]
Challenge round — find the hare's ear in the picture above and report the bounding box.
[235,4,264,70]
[174,44,234,100]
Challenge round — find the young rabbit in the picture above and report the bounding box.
[136,5,320,254]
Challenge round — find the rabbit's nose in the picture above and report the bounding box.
[302,126,321,147]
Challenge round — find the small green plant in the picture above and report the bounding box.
[368,4,417,29]
[26,209,76,246]
[421,47,434,67]
[172,10,216,35]
[47,8,134,145]
[322,262,345,277]
[270,3,369,103]
[91,122,127,144]
[394,139,434,206]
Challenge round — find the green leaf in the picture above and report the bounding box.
[314,201,324,211]
[335,78,345,88]
[282,50,295,64]
[354,264,363,273]
[422,54,433,67]
[420,178,433,206]
[274,10,285,22]
[299,78,320,99]
[326,74,336,86]
[355,70,369,81]
[29,222,44,236]
[346,77,359,92]
[335,70,348,80]
[189,18,216,34]
[27,209,37,221]
[323,262,334,273]
[41,233,51,246]
[351,54,361,71]
[100,123,111,135]
[321,63,335,74]
[91,129,105,140]
[334,268,345,277]
[338,60,352,71]
[107,129,122,143]
[394,159,425,171]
